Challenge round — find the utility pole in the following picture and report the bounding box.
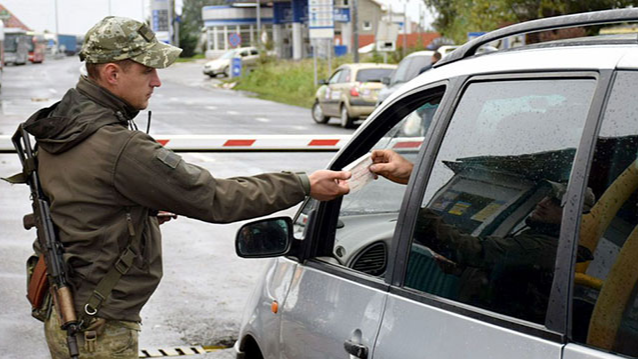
[402,0,407,57]
[256,1,261,47]
[54,0,59,35]
[352,0,359,62]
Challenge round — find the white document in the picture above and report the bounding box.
[343,152,375,193]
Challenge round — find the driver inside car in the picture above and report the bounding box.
[369,149,595,323]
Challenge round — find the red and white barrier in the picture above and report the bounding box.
[0,134,352,153]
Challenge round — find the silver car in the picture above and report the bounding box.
[234,9,638,359]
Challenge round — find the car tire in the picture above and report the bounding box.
[340,105,355,128]
[312,101,330,124]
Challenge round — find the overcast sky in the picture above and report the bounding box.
[2,0,432,36]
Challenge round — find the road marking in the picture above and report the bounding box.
[169,97,179,102]
[205,106,217,110]
[227,110,239,115]
[293,126,308,130]
[49,88,58,94]
[255,117,270,122]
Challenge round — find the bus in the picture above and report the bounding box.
[4,28,29,65]
[0,22,4,90]
[27,32,46,63]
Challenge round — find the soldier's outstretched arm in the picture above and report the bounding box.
[308,170,351,201]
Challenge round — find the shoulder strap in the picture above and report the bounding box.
[79,209,142,325]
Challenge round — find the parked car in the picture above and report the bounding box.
[312,63,396,128]
[203,47,259,77]
[376,50,435,106]
[233,8,637,359]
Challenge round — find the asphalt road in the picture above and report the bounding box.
[0,56,347,358]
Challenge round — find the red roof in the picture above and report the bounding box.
[0,4,31,31]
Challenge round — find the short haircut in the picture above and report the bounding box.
[432,52,442,61]
[86,59,136,81]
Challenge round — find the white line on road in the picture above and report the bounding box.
[255,117,270,123]
[206,106,217,110]
[49,88,58,94]
[293,126,309,130]
[227,111,239,115]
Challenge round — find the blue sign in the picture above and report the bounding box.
[231,57,242,78]
[229,33,241,47]
[334,8,350,22]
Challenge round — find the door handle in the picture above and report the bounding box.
[344,339,368,359]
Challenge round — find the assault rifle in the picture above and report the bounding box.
[12,124,81,359]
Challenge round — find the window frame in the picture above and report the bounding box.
[388,70,609,343]
[293,80,451,289]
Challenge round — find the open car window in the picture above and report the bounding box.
[318,91,444,276]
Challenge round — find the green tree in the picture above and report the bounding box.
[178,0,224,57]
[424,0,638,44]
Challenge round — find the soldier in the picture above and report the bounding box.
[23,16,350,358]
[369,149,595,323]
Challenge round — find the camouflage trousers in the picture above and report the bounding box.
[44,310,141,359]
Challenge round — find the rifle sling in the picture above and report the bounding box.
[80,210,142,326]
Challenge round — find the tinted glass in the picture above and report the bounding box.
[404,78,596,324]
[391,55,432,84]
[571,71,637,357]
[5,34,18,52]
[356,68,394,82]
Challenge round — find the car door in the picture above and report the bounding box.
[278,85,447,359]
[373,72,606,358]
[321,68,347,117]
[562,70,637,359]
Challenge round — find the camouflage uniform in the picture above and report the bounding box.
[27,16,310,357]
[45,310,140,359]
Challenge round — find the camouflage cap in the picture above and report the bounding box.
[79,16,182,68]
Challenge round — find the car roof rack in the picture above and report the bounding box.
[435,8,638,68]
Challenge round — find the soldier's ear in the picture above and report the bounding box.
[101,63,121,85]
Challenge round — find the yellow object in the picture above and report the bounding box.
[577,159,637,273]
[587,227,638,350]
[574,273,603,290]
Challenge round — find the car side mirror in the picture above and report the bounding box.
[235,217,294,258]
[381,76,391,85]
[318,79,329,85]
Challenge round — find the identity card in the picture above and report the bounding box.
[343,152,375,193]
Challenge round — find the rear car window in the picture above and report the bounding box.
[357,68,394,82]
[571,71,637,357]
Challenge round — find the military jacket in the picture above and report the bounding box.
[23,76,309,322]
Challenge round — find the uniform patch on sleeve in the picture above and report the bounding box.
[155,147,181,169]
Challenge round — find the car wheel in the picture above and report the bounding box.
[340,105,355,128]
[312,101,330,124]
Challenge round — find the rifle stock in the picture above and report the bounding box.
[12,124,81,359]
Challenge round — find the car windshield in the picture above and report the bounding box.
[357,68,394,82]
[220,50,238,59]
[391,55,431,84]
[5,34,19,52]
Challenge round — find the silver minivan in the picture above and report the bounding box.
[234,9,638,359]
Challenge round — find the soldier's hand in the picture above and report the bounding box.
[369,149,414,185]
[308,170,351,201]
[157,211,178,225]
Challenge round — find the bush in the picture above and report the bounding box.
[233,56,353,108]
